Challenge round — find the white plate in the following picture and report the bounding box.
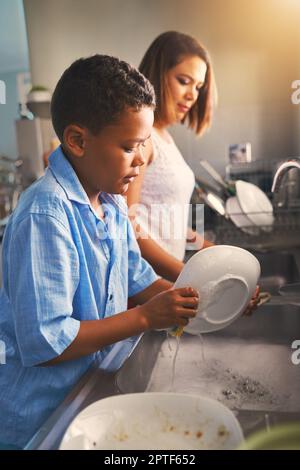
[235,180,274,228]
[174,245,260,334]
[225,196,257,234]
[59,393,244,450]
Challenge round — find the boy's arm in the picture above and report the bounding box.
[42,306,148,365]
[129,278,172,304]
[42,284,198,366]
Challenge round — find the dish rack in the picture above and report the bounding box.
[194,159,300,250]
[214,206,300,251]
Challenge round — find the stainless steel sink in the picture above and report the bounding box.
[254,251,300,294]
[118,305,300,414]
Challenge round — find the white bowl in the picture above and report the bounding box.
[235,180,274,228]
[174,245,260,334]
[59,393,244,450]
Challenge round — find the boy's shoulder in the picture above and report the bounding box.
[12,168,73,226]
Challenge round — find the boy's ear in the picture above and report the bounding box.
[63,124,87,158]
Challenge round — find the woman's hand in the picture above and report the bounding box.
[139,287,199,330]
[243,285,260,316]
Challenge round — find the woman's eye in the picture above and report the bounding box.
[124,148,134,154]
[178,78,189,85]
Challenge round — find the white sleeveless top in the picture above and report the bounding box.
[138,128,195,261]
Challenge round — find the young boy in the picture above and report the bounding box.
[0,55,198,448]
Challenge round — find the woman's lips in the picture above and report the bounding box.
[177,104,190,113]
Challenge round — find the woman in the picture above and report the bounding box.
[126,31,216,282]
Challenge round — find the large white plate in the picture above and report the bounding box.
[174,245,260,334]
[59,393,244,450]
[235,180,274,228]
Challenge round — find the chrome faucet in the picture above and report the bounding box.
[271,158,300,193]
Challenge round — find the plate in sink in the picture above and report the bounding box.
[59,393,244,450]
[174,245,261,334]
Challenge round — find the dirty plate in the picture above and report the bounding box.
[59,393,244,450]
[174,245,260,334]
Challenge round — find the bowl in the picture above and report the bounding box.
[59,393,244,450]
[174,245,260,334]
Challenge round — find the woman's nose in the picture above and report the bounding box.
[185,86,198,103]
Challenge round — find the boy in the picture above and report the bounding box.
[0,55,198,448]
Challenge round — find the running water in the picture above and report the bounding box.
[166,331,173,352]
[169,332,207,391]
[196,333,206,363]
[170,335,181,391]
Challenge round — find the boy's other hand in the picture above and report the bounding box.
[139,287,199,330]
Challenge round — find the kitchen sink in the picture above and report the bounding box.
[117,305,300,415]
[254,251,300,294]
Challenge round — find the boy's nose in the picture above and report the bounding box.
[133,148,146,167]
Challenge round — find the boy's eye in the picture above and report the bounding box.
[124,142,146,154]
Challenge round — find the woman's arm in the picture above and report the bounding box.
[186,226,214,250]
[126,138,184,282]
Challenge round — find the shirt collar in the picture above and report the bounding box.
[48,146,91,206]
[48,145,127,216]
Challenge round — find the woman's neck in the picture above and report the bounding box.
[153,124,172,144]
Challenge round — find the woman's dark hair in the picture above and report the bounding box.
[139,31,215,136]
[51,54,156,142]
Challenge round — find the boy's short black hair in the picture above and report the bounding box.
[51,54,156,142]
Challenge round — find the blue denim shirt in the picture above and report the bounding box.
[0,146,158,447]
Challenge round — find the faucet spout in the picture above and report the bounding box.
[271,158,300,193]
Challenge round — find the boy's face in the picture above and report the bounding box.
[70,106,154,197]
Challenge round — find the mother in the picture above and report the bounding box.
[126,31,216,281]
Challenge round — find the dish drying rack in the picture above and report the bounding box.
[213,206,300,251]
[195,159,300,251]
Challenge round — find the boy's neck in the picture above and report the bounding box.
[62,147,103,218]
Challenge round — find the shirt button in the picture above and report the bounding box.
[109,294,113,301]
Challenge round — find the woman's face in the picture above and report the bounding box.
[166,55,207,124]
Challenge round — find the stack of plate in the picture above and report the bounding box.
[225,180,274,233]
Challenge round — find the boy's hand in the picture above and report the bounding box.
[139,287,199,330]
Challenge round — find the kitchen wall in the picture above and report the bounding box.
[0,0,29,158]
[23,0,300,175]
[0,71,20,157]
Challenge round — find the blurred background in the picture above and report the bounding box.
[1,0,300,168]
[0,0,300,216]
